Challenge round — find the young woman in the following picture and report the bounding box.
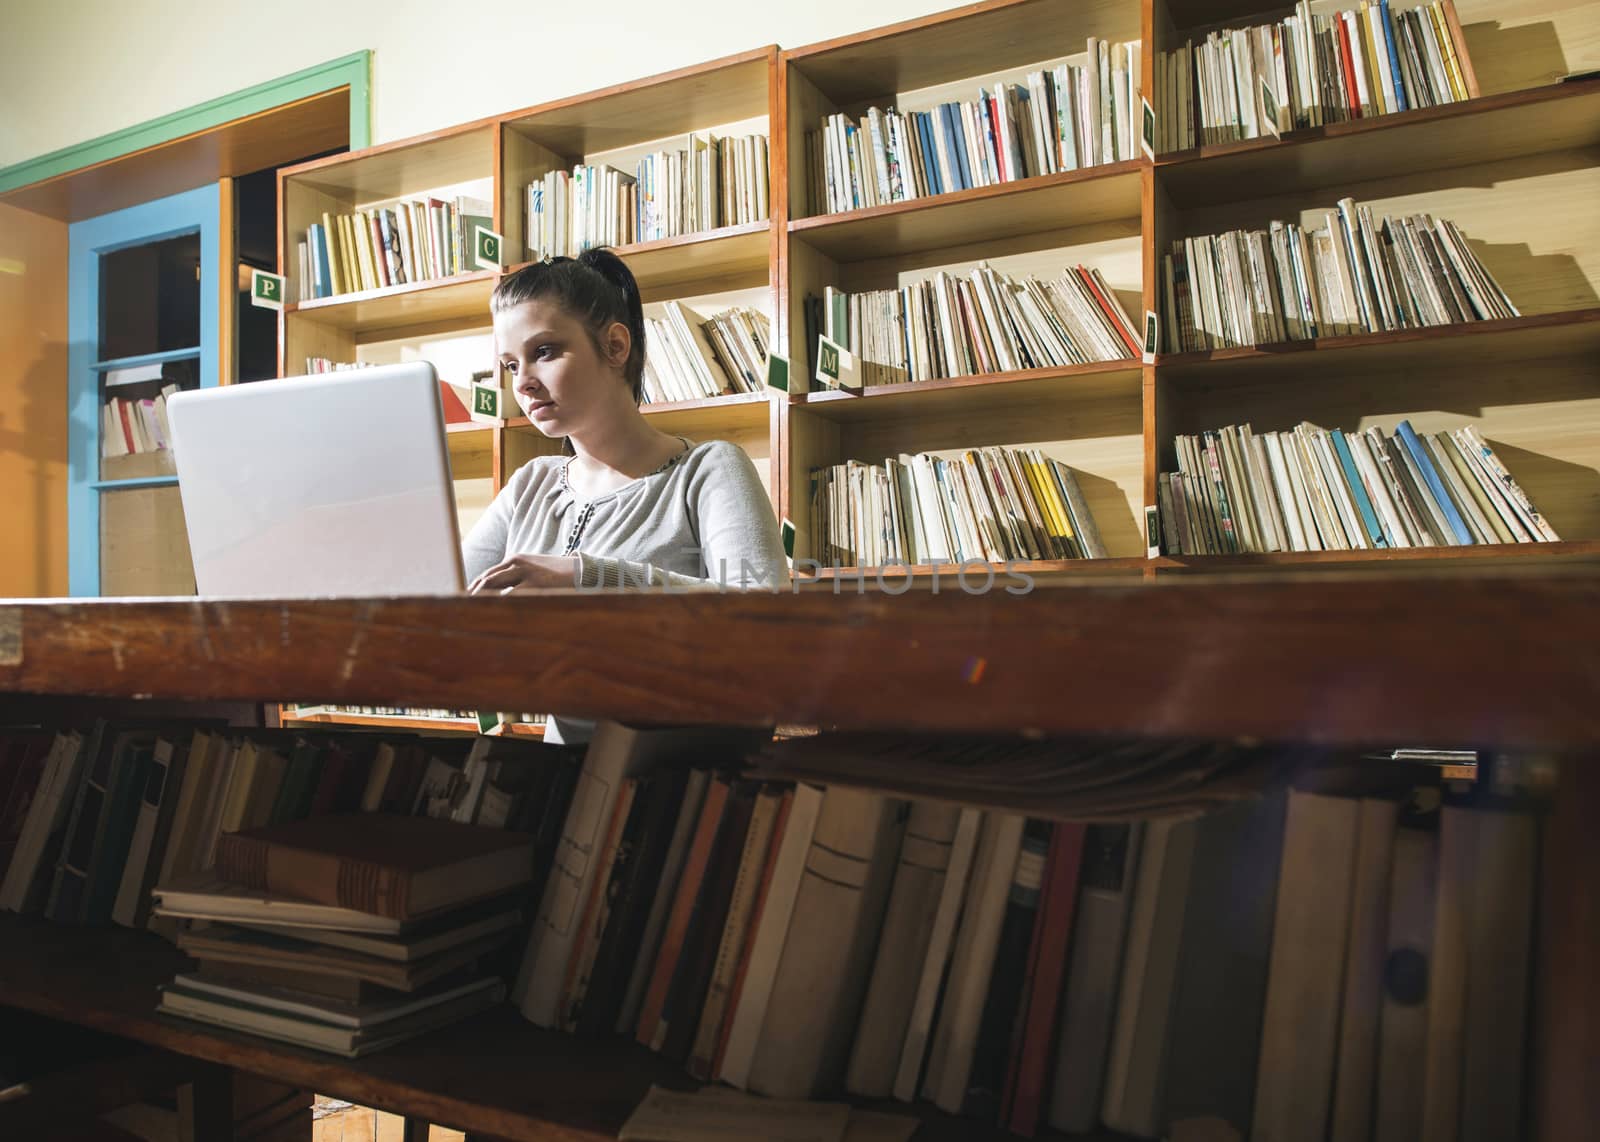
[463,247,786,592]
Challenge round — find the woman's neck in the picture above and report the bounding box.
[568,406,678,480]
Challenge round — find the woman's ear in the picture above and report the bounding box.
[604,321,632,372]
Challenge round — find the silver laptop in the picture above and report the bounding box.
[167,362,467,597]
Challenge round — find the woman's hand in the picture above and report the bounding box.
[468,554,581,594]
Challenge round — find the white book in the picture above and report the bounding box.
[923,812,1025,1114]
[718,782,825,1087]
[891,806,982,1101]
[111,737,179,927]
[0,731,82,912]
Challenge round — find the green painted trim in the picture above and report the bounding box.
[0,51,371,195]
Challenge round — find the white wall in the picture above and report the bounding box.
[0,0,956,170]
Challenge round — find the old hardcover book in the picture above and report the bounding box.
[214,813,535,922]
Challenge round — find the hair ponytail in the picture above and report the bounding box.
[491,248,648,404]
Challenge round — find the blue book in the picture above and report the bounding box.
[1379,0,1409,112]
[313,224,334,299]
[944,103,972,191]
[1330,430,1388,548]
[917,113,944,196]
[1396,420,1472,543]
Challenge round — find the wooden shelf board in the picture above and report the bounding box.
[286,271,498,335]
[1156,80,1600,208]
[283,123,497,202]
[502,222,771,299]
[278,712,482,734]
[788,164,1144,262]
[1153,541,1600,573]
[796,361,1142,423]
[5,584,1599,748]
[501,49,773,157]
[0,916,1103,1142]
[506,391,773,436]
[803,556,1150,581]
[1154,308,1600,385]
[786,0,1135,107]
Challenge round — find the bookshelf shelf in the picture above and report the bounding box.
[1155,79,1600,207]
[285,271,499,335]
[788,163,1145,262]
[796,361,1143,422]
[1152,307,1600,384]
[1152,539,1600,572]
[502,221,772,299]
[0,914,1105,1142]
[277,712,483,734]
[804,556,1152,581]
[92,347,202,373]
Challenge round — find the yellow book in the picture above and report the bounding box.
[1429,3,1467,102]
[354,210,379,293]
[1025,448,1079,557]
[339,212,363,293]
[320,212,344,296]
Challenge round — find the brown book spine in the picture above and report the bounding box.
[1436,0,1480,97]
[214,834,411,920]
[634,778,730,1048]
[1007,822,1088,1136]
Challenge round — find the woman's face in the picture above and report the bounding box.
[494,297,631,439]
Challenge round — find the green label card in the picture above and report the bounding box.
[250,268,286,311]
[1141,97,1156,159]
[1142,310,1159,363]
[781,517,796,559]
[474,226,504,270]
[815,336,841,385]
[1145,505,1161,557]
[471,381,502,421]
[766,351,790,393]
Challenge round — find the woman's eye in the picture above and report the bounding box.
[502,361,518,375]
[534,344,556,360]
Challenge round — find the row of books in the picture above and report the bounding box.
[806,264,1140,390]
[100,384,180,459]
[0,721,568,927]
[642,303,771,404]
[1161,199,1515,353]
[295,195,494,301]
[804,38,1142,216]
[808,447,1107,570]
[525,134,771,260]
[1159,419,1558,556]
[1153,0,1475,153]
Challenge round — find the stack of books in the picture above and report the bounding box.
[804,37,1143,215]
[1158,419,1560,555]
[806,263,1140,389]
[151,814,536,1057]
[1161,199,1516,352]
[1155,0,1477,152]
[808,447,1107,569]
[642,303,771,403]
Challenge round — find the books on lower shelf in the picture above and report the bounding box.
[296,195,493,302]
[804,38,1142,216]
[101,384,180,461]
[643,303,771,402]
[808,446,1108,569]
[525,133,770,260]
[1155,0,1479,153]
[1158,419,1560,556]
[806,264,1140,391]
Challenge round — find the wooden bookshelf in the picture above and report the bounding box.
[284,271,499,334]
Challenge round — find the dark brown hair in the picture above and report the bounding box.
[491,247,647,404]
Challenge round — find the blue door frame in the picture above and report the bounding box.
[67,183,220,596]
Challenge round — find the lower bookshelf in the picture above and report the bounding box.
[0,915,1125,1142]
